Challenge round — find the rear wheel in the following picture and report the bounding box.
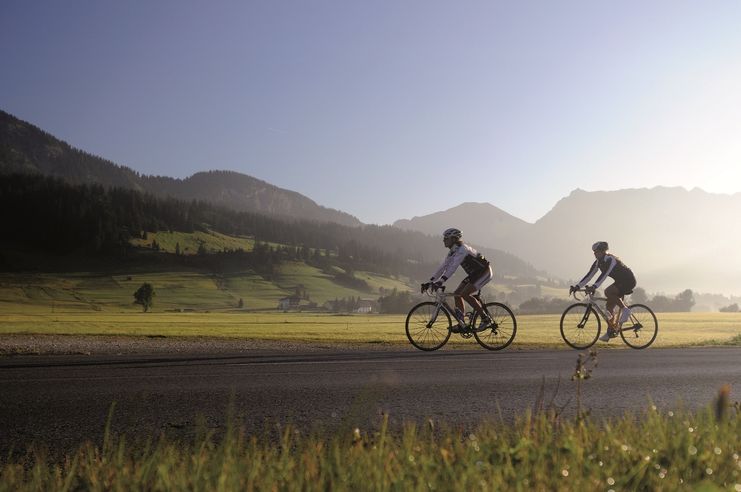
[405,302,452,351]
[472,302,517,351]
[619,304,658,349]
[560,303,601,349]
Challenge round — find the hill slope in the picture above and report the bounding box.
[0,110,361,226]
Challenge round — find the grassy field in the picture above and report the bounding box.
[0,265,411,312]
[0,270,739,347]
[1,401,739,490]
[0,310,739,348]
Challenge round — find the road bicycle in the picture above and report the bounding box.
[405,285,517,351]
[560,287,658,349]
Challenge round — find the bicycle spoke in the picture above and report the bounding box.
[620,304,658,349]
[473,302,517,350]
[560,304,600,349]
[405,302,451,351]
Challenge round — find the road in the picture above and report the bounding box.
[1,347,739,459]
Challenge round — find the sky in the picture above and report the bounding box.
[2,1,741,225]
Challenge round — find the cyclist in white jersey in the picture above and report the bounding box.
[421,228,493,332]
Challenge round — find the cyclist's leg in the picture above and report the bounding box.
[615,276,637,325]
[460,266,492,318]
[604,283,620,330]
[453,278,474,314]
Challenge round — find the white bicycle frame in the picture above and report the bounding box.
[425,288,459,326]
[572,289,640,332]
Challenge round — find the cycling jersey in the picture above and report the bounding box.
[576,253,634,290]
[430,243,490,282]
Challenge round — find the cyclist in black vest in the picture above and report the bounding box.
[421,228,493,332]
[570,241,637,341]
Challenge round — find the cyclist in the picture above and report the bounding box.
[421,228,493,332]
[569,241,637,341]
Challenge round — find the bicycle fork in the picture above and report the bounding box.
[427,305,443,328]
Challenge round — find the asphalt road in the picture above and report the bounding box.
[1,347,739,459]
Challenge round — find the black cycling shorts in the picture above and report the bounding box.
[612,275,637,297]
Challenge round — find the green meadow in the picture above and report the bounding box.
[0,270,739,347]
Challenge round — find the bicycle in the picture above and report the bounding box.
[560,287,658,349]
[405,285,517,351]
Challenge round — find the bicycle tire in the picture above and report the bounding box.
[560,303,601,349]
[472,302,517,350]
[619,304,658,349]
[405,301,452,351]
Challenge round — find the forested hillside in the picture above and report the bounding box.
[0,110,360,226]
[0,173,542,284]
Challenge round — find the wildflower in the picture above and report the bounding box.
[714,447,722,455]
[688,446,698,455]
[607,477,615,485]
[706,468,713,475]
[561,469,569,477]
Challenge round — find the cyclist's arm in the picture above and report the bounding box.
[576,260,599,289]
[431,247,466,283]
[429,258,449,282]
[591,255,616,289]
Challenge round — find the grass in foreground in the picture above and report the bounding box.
[1,401,739,491]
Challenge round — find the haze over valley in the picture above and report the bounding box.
[3,109,740,302]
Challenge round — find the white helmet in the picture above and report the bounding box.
[592,241,608,252]
[443,228,462,241]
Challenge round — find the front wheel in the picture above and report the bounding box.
[405,302,452,351]
[560,303,601,349]
[472,302,517,351]
[619,304,658,349]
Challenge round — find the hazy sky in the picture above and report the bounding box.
[2,1,741,224]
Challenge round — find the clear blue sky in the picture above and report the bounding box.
[2,1,741,224]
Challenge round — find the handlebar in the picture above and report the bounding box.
[570,287,595,300]
[422,284,445,294]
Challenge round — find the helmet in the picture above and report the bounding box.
[443,228,462,241]
[592,241,609,252]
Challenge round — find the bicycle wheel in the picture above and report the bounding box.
[405,302,452,351]
[472,302,517,351]
[619,304,658,349]
[560,303,601,349]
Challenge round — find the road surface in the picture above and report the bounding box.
[1,347,739,459]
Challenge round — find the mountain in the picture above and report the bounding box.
[393,202,530,255]
[394,188,741,295]
[0,109,546,283]
[0,110,361,226]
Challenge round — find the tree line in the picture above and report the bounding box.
[0,173,460,280]
[517,287,697,314]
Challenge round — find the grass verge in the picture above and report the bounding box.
[1,401,739,491]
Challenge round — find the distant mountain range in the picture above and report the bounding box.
[394,188,741,294]
[5,108,739,295]
[0,110,361,227]
[0,109,544,283]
